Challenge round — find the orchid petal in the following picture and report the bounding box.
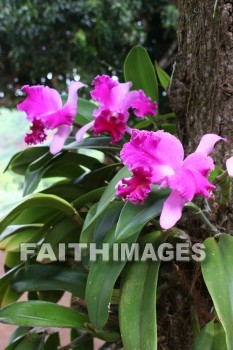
[109,82,132,111]
[75,120,95,142]
[93,110,127,144]
[226,156,233,177]
[160,190,186,230]
[44,82,86,129]
[151,164,175,183]
[50,125,71,155]
[121,129,184,172]
[123,90,157,118]
[17,85,62,122]
[63,81,87,116]
[195,134,226,155]
[183,153,215,176]
[116,167,152,204]
[91,75,118,106]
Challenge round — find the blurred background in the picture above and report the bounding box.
[0,0,178,206]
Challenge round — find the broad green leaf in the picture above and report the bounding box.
[0,228,42,252]
[0,301,88,327]
[44,333,60,350]
[134,120,152,129]
[5,252,22,269]
[24,152,100,196]
[12,334,44,350]
[75,97,96,125]
[80,166,130,243]
[4,147,48,175]
[5,327,30,350]
[42,183,86,201]
[0,193,82,236]
[192,320,215,350]
[161,123,176,133]
[119,231,168,350]
[0,225,42,243]
[73,187,106,211]
[155,62,170,90]
[77,163,119,192]
[0,264,23,307]
[115,188,169,240]
[192,320,227,350]
[37,216,81,259]
[86,226,139,329]
[157,112,176,120]
[124,46,158,102]
[65,137,121,152]
[11,264,87,298]
[201,234,233,350]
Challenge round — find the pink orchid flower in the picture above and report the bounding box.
[226,156,233,177]
[75,75,157,144]
[17,82,86,154]
[116,130,225,230]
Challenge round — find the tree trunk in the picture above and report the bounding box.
[169,0,233,232]
[169,0,233,161]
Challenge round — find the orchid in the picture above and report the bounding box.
[17,82,86,154]
[116,130,225,230]
[226,156,233,177]
[75,75,157,144]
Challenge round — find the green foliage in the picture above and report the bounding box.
[0,0,178,104]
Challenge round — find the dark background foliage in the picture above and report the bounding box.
[0,0,178,105]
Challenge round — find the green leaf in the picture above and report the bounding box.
[0,193,82,236]
[44,333,60,350]
[86,228,139,329]
[192,320,227,350]
[115,188,169,240]
[24,152,101,196]
[12,334,44,350]
[4,327,30,350]
[0,228,41,252]
[75,97,96,125]
[11,264,87,299]
[201,234,233,350]
[124,46,158,102]
[80,166,130,244]
[155,62,171,90]
[0,225,42,243]
[134,120,152,129]
[119,231,168,350]
[157,112,176,120]
[161,123,176,133]
[4,147,48,175]
[0,264,23,307]
[65,137,121,152]
[0,301,88,328]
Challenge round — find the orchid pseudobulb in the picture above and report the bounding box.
[17,82,86,154]
[75,75,157,144]
[116,130,225,230]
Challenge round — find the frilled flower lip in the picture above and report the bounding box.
[117,130,226,230]
[75,75,158,144]
[17,82,86,154]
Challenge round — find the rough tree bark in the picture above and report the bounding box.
[169,0,233,232]
[156,2,233,349]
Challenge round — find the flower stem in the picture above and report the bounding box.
[185,202,222,236]
[213,170,228,185]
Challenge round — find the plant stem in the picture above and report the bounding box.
[213,170,228,185]
[185,202,222,235]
